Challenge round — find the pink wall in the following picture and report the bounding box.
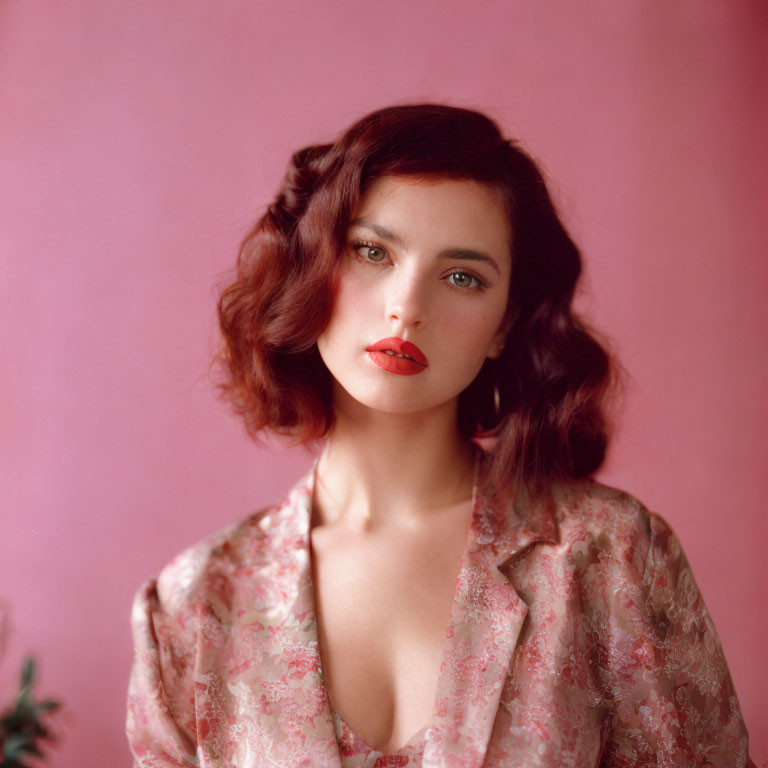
[1,1,765,764]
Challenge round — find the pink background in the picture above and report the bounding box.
[1,1,766,765]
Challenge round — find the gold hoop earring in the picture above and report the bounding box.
[493,380,501,421]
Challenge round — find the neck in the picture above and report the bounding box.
[312,394,478,533]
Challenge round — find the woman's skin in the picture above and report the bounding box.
[310,176,514,752]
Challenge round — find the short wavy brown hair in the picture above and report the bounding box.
[215,103,622,500]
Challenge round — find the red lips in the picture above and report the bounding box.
[366,337,428,364]
[365,337,429,375]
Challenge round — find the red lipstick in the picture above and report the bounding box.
[365,337,429,376]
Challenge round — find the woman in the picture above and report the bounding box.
[126,104,754,767]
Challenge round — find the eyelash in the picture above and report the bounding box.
[349,240,488,292]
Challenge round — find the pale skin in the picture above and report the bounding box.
[312,175,514,753]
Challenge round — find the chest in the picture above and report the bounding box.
[309,506,472,754]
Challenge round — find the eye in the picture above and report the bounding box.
[446,270,485,291]
[351,240,388,263]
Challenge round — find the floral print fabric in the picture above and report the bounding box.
[126,450,753,767]
[330,702,426,767]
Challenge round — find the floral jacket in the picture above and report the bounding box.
[126,454,753,767]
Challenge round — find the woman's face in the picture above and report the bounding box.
[316,175,513,418]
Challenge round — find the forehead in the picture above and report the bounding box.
[352,175,512,255]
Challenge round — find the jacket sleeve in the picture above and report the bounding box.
[125,578,200,767]
[598,509,753,767]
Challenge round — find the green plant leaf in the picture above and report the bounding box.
[3,731,30,757]
[19,657,36,688]
[0,653,65,767]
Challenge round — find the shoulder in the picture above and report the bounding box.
[133,503,292,616]
[552,477,653,531]
[131,466,315,639]
[134,465,315,613]
[161,510,270,605]
[551,477,677,541]
[129,505,269,623]
[545,477,680,585]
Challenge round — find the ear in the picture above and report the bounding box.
[486,307,517,360]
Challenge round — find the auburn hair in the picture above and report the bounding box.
[214,103,622,501]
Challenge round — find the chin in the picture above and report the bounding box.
[350,385,462,419]
[354,394,429,415]
[332,382,425,415]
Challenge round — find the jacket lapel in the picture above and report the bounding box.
[219,460,342,768]
[233,454,558,768]
[424,458,559,768]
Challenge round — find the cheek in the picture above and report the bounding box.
[319,272,373,350]
[436,302,506,363]
[337,272,370,315]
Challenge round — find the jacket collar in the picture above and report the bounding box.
[234,449,559,767]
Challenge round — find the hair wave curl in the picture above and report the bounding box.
[214,103,623,500]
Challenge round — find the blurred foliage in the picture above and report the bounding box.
[0,656,62,768]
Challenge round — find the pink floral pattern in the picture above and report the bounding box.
[126,450,754,767]
[329,702,426,767]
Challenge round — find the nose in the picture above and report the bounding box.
[384,263,429,330]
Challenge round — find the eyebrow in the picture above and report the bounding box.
[349,218,502,276]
